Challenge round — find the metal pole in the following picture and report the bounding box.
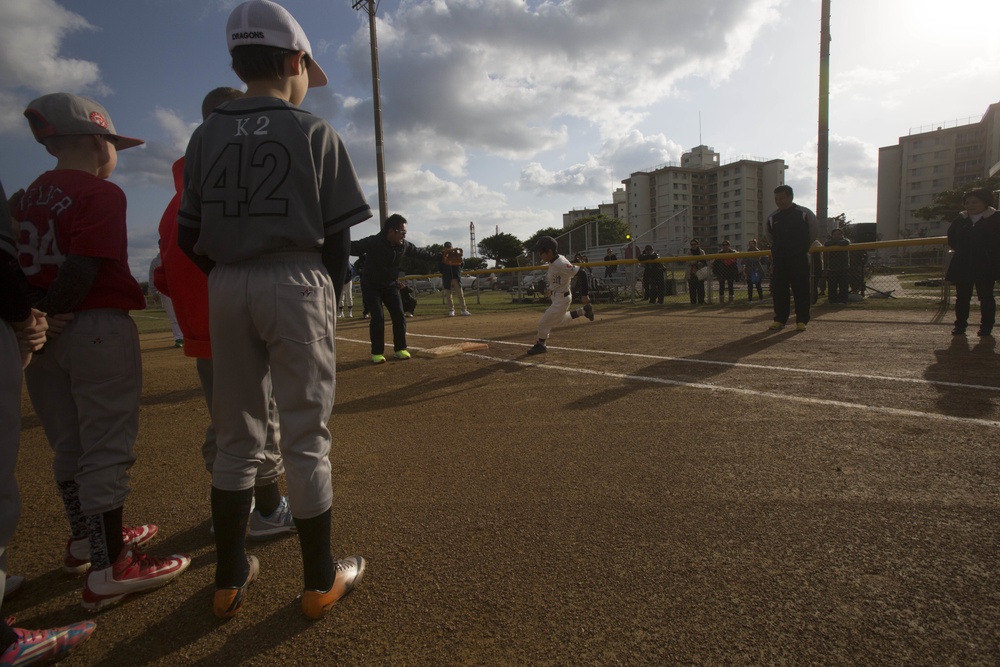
[353,0,389,226]
[817,0,831,227]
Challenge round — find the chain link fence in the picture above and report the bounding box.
[400,238,955,309]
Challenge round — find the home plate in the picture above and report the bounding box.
[415,342,489,358]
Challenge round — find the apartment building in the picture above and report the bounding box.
[622,146,786,255]
[562,188,627,228]
[876,101,1000,240]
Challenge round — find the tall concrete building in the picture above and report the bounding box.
[877,101,1000,240]
[622,146,786,256]
[562,188,627,228]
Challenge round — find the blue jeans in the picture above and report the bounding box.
[362,282,407,354]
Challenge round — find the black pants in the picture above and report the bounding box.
[647,273,665,304]
[718,278,734,300]
[688,278,705,304]
[954,279,996,332]
[771,255,810,325]
[362,282,407,354]
[827,269,849,303]
[747,278,763,300]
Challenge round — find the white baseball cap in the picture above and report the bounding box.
[226,0,328,88]
[23,93,144,150]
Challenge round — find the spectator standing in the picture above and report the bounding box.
[945,187,1000,336]
[824,228,851,304]
[687,239,707,305]
[439,242,470,317]
[149,251,184,346]
[572,253,592,305]
[638,245,665,304]
[810,239,824,304]
[742,238,766,302]
[764,185,818,331]
[338,262,356,318]
[603,248,617,279]
[713,240,739,303]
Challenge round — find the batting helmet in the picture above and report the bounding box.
[532,236,558,254]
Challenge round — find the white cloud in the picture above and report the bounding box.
[782,134,878,222]
[0,0,104,131]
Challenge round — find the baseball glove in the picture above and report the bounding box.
[442,248,464,266]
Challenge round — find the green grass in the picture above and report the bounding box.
[132,308,174,335]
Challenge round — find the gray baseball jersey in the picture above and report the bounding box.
[178,96,371,516]
[178,97,371,263]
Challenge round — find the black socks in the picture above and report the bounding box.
[211,486,253,588]
[87,506,123,571]
[294,508,334,592]
[253,481,281,517]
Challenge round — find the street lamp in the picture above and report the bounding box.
[352,0,388,226]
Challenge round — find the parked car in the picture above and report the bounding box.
[461,273,496,290]
[408,276,442,293]
[519,270,547,293]
[492,272,519,291]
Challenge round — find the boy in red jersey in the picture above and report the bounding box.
[16,93,190,611]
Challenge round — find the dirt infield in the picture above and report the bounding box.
[7,302,1000,666]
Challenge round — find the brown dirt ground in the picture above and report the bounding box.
[6,301,1000,666]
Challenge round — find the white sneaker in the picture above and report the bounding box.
[460,310,471,316]
[81,545,190,611]
[447,310,455,317]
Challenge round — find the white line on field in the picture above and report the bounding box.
[397,332,1000,393]
[335,334,1000,428]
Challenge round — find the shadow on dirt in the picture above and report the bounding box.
[566,328,791,412]
[924,335,1000,418]
[334,360,526,413]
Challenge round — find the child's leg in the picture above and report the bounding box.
[26,310,141,569]
[255,258,337,590]
[209,264,272,586]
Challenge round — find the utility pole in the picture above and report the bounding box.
[817,0,831,227]
[352,0,388,226]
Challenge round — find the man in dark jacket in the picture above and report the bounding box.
[824,228,851,304]
[945,187,1000,336]
[764,185,818,331]
[350,214,440,363]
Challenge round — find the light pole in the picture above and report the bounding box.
[352,0,388,226]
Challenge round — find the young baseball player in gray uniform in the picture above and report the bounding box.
[178,0,372,620]
[526,236,594,355]
[16,93,191,611]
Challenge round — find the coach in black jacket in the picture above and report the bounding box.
[945,187,1000,336]
[764,185,818,331]
[350,214,440,363]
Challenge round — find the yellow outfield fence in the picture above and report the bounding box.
[395,236,955,308]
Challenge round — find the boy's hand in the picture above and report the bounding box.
[15,308,48,368]
[45,312,74,338]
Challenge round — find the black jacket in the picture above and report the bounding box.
[945,208,1000,283]
[351,231,439,287]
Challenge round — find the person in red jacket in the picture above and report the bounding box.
[157,87,294,540]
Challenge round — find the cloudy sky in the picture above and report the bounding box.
[1,0,998,279]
